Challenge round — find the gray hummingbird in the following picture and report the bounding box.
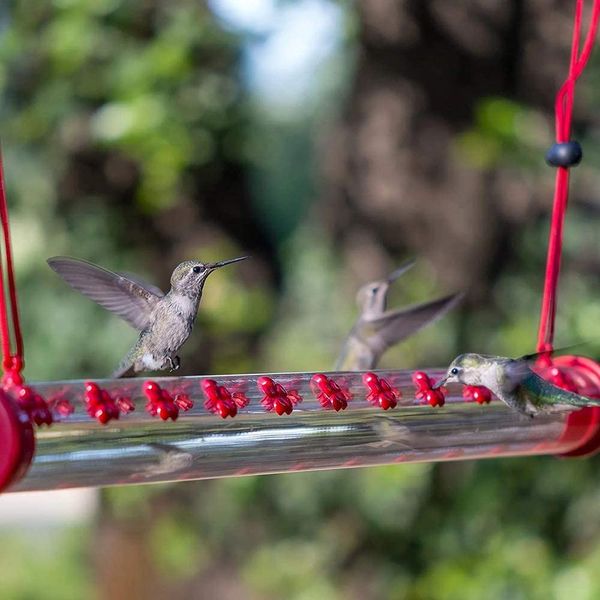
[435,352,600,417]
[47,255,248,377]
[335,260,462,370]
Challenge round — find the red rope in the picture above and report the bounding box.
[0,151,24,380]
[537,0,600,353]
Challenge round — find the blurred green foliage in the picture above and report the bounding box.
[0,527,93,599]
[0,1,600,600]
[0,0,265,380]
[458,96,548,170]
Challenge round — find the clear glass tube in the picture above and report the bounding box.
[8,369,581,492]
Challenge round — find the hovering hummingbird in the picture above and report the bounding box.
[47,255,248,377]
[335,260,462,371]
[435,352,600,416]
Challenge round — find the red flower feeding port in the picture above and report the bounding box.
[1,1,600,493]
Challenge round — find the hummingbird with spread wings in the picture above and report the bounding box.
[335,260,462,370]
[434,352,600,416]
[48,255,247,377]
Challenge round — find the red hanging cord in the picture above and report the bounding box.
[537,0,600,353]
[0,150,36,490]
[531,1,600,458]
[0,151,24,381]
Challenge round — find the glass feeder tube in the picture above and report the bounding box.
[6,368,587,493]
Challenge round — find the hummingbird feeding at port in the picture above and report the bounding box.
[47,255,248,377]
[435,352,600,416]
[335,259,462,371]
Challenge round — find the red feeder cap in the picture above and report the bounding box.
[0,388,34,492]
[539,356,600,458]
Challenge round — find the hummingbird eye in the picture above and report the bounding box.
[450,367,459,375]
[192,266,204,274]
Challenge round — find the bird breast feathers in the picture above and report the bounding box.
[168,294,197,318]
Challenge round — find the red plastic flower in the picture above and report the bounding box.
[143,381,183,421]
[49,397,75,417]
[310,373,351,411]
[84,382,121,424]
[257,376,302,415]
[412,371,446,407]
[201,379,248,418]
[17,385,53,426]
[462,385,492,405]
[363,372,401,410]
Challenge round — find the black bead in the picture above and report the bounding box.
[545,141,583,167]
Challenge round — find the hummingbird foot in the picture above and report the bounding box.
[167,356,181,372]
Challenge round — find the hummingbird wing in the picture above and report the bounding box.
[517,343,588,363]
[495,344,591,391]
[120,272,165,299]
[362,293,463,355]
[47,256,163,330]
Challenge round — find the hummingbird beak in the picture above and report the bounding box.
[208,256,249,270]
[432,376,447,390]
[387,259,416,284]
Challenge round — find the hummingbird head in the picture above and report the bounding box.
[355,261,415,317]
[434,353,490,388]
[356,280,389,315]
[170,256,248,296]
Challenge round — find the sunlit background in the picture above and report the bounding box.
[2,1,600,598]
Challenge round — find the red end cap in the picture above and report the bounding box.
[538,356,600,458]
[0,389,35,492]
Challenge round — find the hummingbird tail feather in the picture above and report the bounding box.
[525,373,600,409]
[551,394,600,408]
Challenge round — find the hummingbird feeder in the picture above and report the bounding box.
[1,0,600,493]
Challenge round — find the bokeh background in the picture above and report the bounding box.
[1,0,600,598]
